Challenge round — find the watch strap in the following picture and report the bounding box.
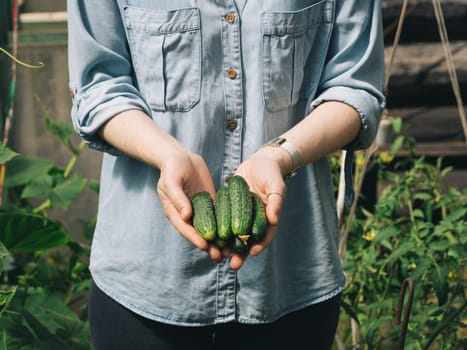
[263,137,301,178]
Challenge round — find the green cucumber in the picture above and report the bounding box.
[232,236,250,255]
[214,237,231,248]
[215,186,233,240]
[228,176,253,236]
[250,192,267,242]
[191,191,217,241]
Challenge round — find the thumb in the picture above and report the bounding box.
[173,191,192,221]
[157,181,192,222]
[265,191,284,225]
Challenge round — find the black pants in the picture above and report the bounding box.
[88,280,341,350]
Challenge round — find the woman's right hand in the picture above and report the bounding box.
[98,110,223,263]
[156,150,223,263]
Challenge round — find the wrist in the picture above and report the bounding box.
[259,137,301,178]
[156,144,192,171]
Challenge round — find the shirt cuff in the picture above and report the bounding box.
[71,88,151,156]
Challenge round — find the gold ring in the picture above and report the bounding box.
[267,192,283,199]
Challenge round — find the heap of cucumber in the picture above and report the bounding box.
[191,175,267,254]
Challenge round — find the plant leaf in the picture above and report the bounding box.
[0,211,69,252]
[20,174,54,199]
[4,155,53,187]
[391,117,402,134]
[340,299,360,325]
[49,173,87,209]
[374,226,399,243]
[45,117,75,146]
[430,265,448,306]
[0,286,17,316]
[410,257,431,280]
[414,192,433,201]
[0,144,18,164]
[387,241,413,263]
[88,179,100,195]
[391,135,405,156]
[0,241,9,260]
[443,207,467,224]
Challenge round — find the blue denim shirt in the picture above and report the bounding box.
[68,0,385,326]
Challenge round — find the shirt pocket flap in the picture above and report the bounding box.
[124,6,200,34]
[261,0,333,36]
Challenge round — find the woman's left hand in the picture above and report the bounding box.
[228,146,292,270]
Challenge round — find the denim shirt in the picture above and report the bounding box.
[67,0,385,326]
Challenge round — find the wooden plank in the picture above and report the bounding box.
[380,141,467,157]
[385,106,466,142]
[385,41,467,107]
[385,41,467,85]
[19,0,66,13]
[382,0,467,42]
[20,11,67,24]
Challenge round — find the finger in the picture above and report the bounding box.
[230,253,248,270]
[161,197,208,251]
[173,216,209,251]
[265,191,284,225]
[221,246,232,259]
[250,224,277,256]
[172,190,193,221]
[207,243,223,263]
[158,181,193,221]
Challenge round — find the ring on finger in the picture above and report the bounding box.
[267,191,284,199]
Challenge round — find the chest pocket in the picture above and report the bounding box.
[124,7,201,112]
[261,1,333,113]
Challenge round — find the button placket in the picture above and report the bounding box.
[220,5,243,183]
[216,2,244,321]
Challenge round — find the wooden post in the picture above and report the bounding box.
[0,0,12,142]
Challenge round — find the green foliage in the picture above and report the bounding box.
[0,210,68,252]
[0,145,17,164]
[336,118,466,349]
[0,117,94,349]
[2,108,465,350]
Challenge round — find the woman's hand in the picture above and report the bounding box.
[98,110,223,263]
[157,150,222,263]
[228,146,292,270]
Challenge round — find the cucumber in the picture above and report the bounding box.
[228,176,253,236]
[232,236,250,255]
[215,186,233,240]
[214,237,231,248]
[250,192,267,242]
[191,191,217,241]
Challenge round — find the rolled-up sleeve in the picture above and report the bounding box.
[67,0,151,153]
[309,0,386,149]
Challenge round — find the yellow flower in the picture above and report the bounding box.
[408,262,417,270]
[46,257,56,266]
[448,271,457,280]
[379,151,394,164]
[362,230,377,241]
[355,154,365,168]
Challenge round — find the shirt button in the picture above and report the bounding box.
[226,119,238,131]
[226,68,237,79]
[225,13,235,24]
